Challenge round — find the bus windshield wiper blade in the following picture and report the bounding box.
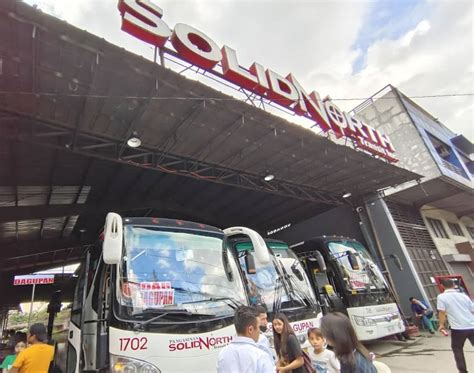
[132,308,191,318]
[132,309,213,330]
[183,297,243,309]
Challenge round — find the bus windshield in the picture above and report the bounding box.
[118,226,247,320]
[327,240,387,291]
[235,241,317,313]
[270,242,317,303]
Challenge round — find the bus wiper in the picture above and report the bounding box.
[184,297,243,310]
[132,309,211,331]
[132,308,191,318]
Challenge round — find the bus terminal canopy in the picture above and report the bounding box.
[0,1,418,288]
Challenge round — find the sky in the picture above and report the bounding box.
[23,0,473,141]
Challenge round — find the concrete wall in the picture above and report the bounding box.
[355,89,440,184]
[421,206,474,256]
[420,206,474,292]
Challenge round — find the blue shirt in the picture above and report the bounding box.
[257,333,275,365]
[340,351,376,373]
[411,300,430,315]
[437,289,474,330]
[217,336,275,373]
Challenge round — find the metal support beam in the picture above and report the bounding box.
[0,113,343,206]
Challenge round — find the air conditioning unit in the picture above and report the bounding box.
[436,144,450,158]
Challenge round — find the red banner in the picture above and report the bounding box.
[13,275,55,286]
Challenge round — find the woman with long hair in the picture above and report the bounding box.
[272,313,308,373]
[320,312,377,373]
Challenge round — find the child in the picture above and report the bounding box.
[307,327,340,373]
[0,338,26,372]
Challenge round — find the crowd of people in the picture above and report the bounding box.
[0,279,471,373]
[218,278,473,373]
[217,305,378,373]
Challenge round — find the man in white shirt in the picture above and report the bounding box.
[437,278,474,373]
[254,305,275,364]
[217,306,274,373]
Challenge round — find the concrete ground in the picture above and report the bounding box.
[365,331,474,373]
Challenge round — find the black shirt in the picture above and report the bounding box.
[285,334,308,373]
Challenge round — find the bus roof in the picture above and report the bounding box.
[122,217,223,235]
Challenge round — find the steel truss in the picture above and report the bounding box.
[1,111,343,206]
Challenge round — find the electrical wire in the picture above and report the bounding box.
[0,91,472,102]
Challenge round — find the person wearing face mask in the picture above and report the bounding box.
[217,306,274,373]
[254,305,275,365]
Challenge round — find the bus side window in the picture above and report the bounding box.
[71,263,86,326]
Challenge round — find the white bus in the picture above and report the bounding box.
[289,236,405,341]
[58,214,321,373]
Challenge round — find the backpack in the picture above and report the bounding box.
[302,350,316,373]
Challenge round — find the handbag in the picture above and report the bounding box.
[302,351,316,373]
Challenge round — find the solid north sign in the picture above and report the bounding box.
[117,0,398,162]
[13,275,55,286]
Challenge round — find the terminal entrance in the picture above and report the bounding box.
[0,2,418,370]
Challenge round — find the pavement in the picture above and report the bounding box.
[364,331,474,373]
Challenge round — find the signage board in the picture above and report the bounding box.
[13,275,55,286]
[117,0,398,162]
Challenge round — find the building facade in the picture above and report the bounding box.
[352,85,473,312]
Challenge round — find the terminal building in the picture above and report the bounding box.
[352,85,473,309]
[0,1,417,320]
[3,1,472,331]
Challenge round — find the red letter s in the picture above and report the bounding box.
[118,0,171,47]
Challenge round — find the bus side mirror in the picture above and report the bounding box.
[314,251,327,272]
[245,252,257,274]
[291,261,304,281]
[224,226,270,265]
[347,251,360,270]
[103,212,123,265]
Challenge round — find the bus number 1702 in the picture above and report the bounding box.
[119,337,148,351]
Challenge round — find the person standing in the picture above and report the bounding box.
[437,278,474,373]
[217,306,274,373]
[320,312,376,373]
[0,333,26,372]
[307,327,340,373]
[254,305,275,364]
[9,323,54,373]
[409,297,435,334]
[272,313,308,373]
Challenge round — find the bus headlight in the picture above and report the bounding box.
[297,334,307,345]
[110,354,161,373]
[352,316,376,327]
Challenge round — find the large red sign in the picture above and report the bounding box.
[118,0,398,162]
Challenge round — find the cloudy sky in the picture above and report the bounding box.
[24,0,473,141]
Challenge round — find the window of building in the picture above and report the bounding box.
[467,226,474,240]
[426,217,449,239]
[448,222,464,237]
[426,133,468,178]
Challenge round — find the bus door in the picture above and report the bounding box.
[299,250,346,313]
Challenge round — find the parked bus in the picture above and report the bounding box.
[59,214,320,372]
[229,238,321,347]
[288,236,405,341]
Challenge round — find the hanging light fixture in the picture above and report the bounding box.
[342,192,352,198]
[264,174,275,182]
[127,131,142,148]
